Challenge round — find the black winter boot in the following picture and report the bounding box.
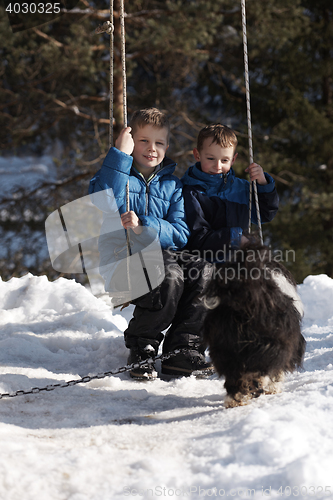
[127,342,158,380]
[161,349,214,378]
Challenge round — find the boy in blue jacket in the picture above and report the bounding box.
[89,108,213,379]
[182,124,279,259]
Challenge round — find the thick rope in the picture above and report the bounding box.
[125,178,131,296]
[241,0,263,244]
[109,0,114,147]
[95,2,130,298]
[119,0,131,290]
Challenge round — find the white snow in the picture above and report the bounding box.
[0,154,57,198]
[0,272,333,500]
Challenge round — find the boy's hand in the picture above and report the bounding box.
[115,127,134,156]
[245,163,267,185]
[121,211,143,234]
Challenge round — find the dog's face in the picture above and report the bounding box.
[204,245,275,319]
[204,243,303,319]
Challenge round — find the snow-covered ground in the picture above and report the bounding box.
[0,272,333,500]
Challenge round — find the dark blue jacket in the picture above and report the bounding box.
[181,163,279,260]
[89,147,189,250]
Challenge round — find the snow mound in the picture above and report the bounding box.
[0,274,128,376]
[298,274,333,327]
[0,272,333,500]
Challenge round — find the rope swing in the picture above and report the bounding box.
[241,0,264,245]
[95,1,127,145]
[109,0,114,147]
[96,0,131,299]
[96,1,263,247]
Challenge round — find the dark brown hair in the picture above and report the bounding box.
[197,124,238,153]
[129,108,170,142]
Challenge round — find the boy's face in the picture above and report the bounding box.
[132,125,169,175]
[193,139,237,175]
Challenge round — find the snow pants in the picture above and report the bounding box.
[124,249,213,354]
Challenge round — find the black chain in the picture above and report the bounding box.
[0,348,187,401]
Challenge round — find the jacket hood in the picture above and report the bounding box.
[160,156,177,174]
[181,162,234,191]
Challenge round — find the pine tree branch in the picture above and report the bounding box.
[33,28,64,47]
[52,99,111,124]
[33,27,105,51]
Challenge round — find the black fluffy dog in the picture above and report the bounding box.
[203,242,306,408]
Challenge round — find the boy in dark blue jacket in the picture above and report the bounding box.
[182,124,279,260]
[89,108,213,379]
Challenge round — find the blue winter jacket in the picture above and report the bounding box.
[88,147,189,251]
[181,163,279,258]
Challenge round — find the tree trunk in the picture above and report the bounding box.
[113,0,126,139]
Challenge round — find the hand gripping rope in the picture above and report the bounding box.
[241,0,263,244]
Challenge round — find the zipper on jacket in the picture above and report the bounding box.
[133,161,168,216]
[145,183,150,216]
[143,164,167,216]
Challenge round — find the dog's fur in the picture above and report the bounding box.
[203,242,306,408]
